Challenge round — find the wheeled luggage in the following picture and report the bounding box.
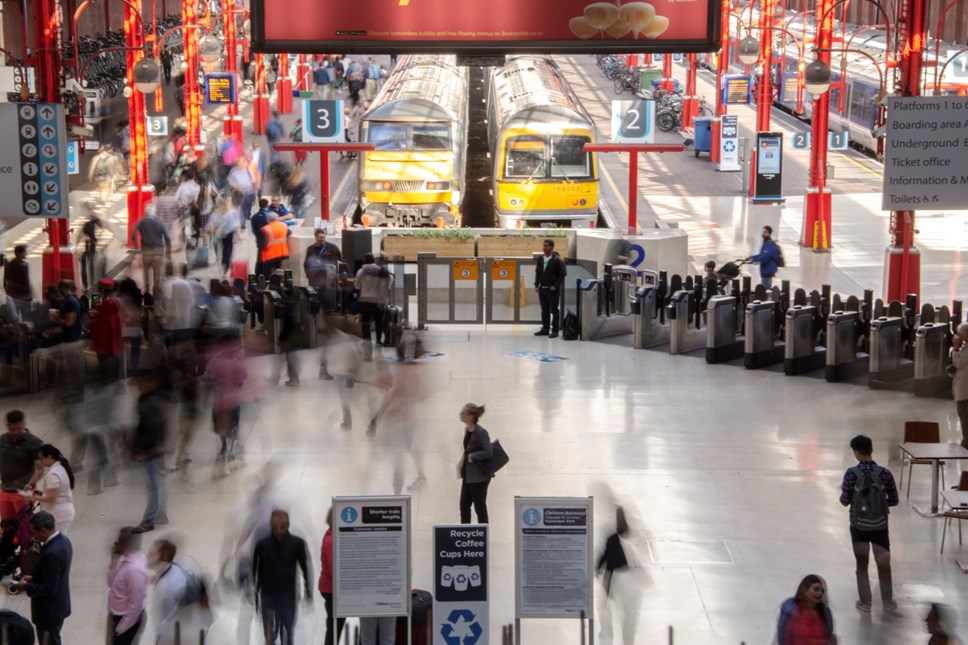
[384,305,403,347]
[395,589,432,644]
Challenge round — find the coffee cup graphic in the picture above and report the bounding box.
[454,567,469,591]
[441,566,455,588]
[468,565,482,587]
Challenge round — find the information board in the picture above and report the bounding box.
[717,114,740,172]
[611,100,655,144]
[205,73,237,105]
[781,74,799,104]
[722,75,752,105]
[753,132,783,202]
[882,95,968,210]
[434,525,488,645]
[514,497,593,619]
[0,104,69,219]
[333,496,411,618]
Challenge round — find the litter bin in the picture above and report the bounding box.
[693,117,713,157]
[650,78,681,93]
[638,68,661,94]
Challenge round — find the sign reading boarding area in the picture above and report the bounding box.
[251,0,722,55]
[333,496,411,618]
[0,103,69,218]
[205,73,237,105]
[882,95,968,210]
[611,100,655,144]
[515,497,593,619]
[434,525,488,645]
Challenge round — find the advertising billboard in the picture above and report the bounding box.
[252,0,721,55]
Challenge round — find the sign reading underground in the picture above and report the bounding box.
[0,103,68,219]
[434,525,488,645]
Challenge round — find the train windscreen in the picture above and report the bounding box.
[505,135,591,180]
[367,122,451,151]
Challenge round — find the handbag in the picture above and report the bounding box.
[486,439,510,475]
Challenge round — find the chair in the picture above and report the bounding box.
[899,421,945,498]
[940,472,968,554]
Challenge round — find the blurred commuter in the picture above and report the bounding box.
[265,112,285,163]
[83,375,123,496]
[251,198,272,278]
[249,141,268,198]
[161,48,173,84]
[839,434,898,613]
[261,212,292,278]
[926,603,961,644]
[746,225,781,289]
[1,410,43,519]
[371,356,428,492]
[355,254,392,353]
[253,509,312,645]
[196,172,220,249]
[283,166,311,219]
[458,403,493,524]
[208,339,248,476]
[4,244,32,322]
[211,197,242,276]
[0,609,34,644]
[304,228,342,313]
[951,322,968,449]
[534,238,567,338]
[130,370,169,534]
[228,156,257,229]
[269,194,293,220]
[131,205,172,295]
[89,144,121,204]
[174,168,202,246]
[775,574,836,645]
[266,286,302,387]
[327,330,365,428]
[596,506,643,645]
[290,118,307,166]
[106,527,149,645]
[313,61,331,99]
[360,616,396,645]
[29,444,75,533]
[318,507,345,645]
[89,278,123,381]
[117,277,144,372]
[150,539,213,645]
[77,211,108,293]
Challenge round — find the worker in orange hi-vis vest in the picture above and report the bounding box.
[261,212,292,277]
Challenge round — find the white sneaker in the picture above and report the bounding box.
[855,600,872,613]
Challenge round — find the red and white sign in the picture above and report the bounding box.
[253,0,720,54]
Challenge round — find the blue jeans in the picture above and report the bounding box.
[140,456,167,524]
[260,593,296,645]
[761,274,774,289]
[538,287,560,333]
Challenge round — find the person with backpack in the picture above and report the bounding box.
[746,225,782,288]
[150,539,213,645]
[89,145,120,204]
[839,434,899,613]
[534,238,567,338]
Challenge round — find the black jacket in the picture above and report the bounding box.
[534,252,567,288]
[253,532,311,600]
[132,390,168,459]
[25,533,72,627]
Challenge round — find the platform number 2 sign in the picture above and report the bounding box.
[303,99,343,142]
[612,100,655,144]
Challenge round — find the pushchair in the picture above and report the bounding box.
[711,259,748,293]
[0,502,38,584]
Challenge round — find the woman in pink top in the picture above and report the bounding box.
[30,444,76,532]
[318,507,344,645]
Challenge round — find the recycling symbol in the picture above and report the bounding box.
[440,609,483,645]
[723,140,736,152]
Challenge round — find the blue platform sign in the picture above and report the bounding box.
[0,104,69,218]
[302,99,344,143]
[204,73,237,105]
[66,141,78,175]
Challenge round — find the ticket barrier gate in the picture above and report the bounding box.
[289,287,320,349]
[631,271,670,349]
[668,286,707,355]
[784,306,826,374]
[825,311,870,381]
[261,290,284,353]
[869,317,913,389]
[706,295,744,363]
[913,322,951,397]
[744,300,785,369]
[579,264,638,341]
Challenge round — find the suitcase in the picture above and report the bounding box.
[396,589,432,644]
[231,258,249,283]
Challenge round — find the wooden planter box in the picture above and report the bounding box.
[476,236,549,259]
[382,235,476,262]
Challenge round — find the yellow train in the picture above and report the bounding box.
[357,55,469,227]
[486,56,599,228]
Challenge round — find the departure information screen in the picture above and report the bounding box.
[723,75,752,105]
[204,73,236,105]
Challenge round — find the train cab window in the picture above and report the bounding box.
[550,136,591,178]
[506,138,546,178]
[411,124,451,151]
[369,123,410,150]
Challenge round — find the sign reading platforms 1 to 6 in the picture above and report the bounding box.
[882,95,968,211]
[333,496,411,618]
[515,497,594,619]
[611,100,654,144]
[434,525,488,645]
[302,99,344,143]
[0,104,68,218]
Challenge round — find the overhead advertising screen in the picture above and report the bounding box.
[251,0,721,55]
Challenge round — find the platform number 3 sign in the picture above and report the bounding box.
[612,100,655,144]
[303,99,343,142]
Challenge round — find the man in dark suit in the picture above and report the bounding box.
[9,511,72,645]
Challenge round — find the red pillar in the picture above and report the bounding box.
[296,54,311,92]
[750,0,776,200]
[712,3,731,165]
[221,0,242,142]
[125,0,154,244]
[885,0,926,301]
[183,0,201,148]
[253,54,270,134]
[277,53,293,114]
[660,54,675,91]
[682,54,699,130]
[801,0,834,250]
[35,0,76,286]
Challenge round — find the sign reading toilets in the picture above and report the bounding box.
[433,525,488,645]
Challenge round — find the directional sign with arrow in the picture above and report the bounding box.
[1,103,69,218]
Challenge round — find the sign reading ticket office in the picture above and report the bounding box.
[333,496,411,618]
[515,497,594,619]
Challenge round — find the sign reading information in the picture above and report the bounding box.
[515,497,593,619]
[882,95,968,211]
[333,496,411,618]
[434,525,488,645]
[0,104,69,218]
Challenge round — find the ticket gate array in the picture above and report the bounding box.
[706,276,753,364]
[579,264,638,341]
[631,271,669,349]
[783,285,831,375]
[744,282,790,369]
[825,290,874,382]
[668,281,708,355]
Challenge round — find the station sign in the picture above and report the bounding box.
[722,75,753,105]
[453,260,479,281]
[791,131,850,151]
[883,95,968,210]
[753,131,784,203]
[490,260,516,281]
[333,496,411,618]
[146,115,168,137]
[717,114,740,172]
[302,99,344,143]
[0,104,69,219]
[0,67,35,94]
[204,73,237,104]
[514,497,594,619]
[66,141,79,175]
[434,525,488,645]
[781,74,800,104]
[251,0,722,55]
[611,100,655,144]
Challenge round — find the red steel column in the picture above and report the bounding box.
[221,0,242,142]
[750,0,776,199]
[801,0,833,250]
[36,0,76,285]
[253,54,269,134]
[682,54,699,130]
[125,0,153,243]
[660,53,675,91]
[277,53,293,113]
[296,54,311,92]
[885,0,926,301]
[711,3,731,164]
[183,0,202,149]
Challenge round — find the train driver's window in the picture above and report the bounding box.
[550,136,591,178]
[369,123,409,151]
[411,124,451,151]
[506,138,546,178]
